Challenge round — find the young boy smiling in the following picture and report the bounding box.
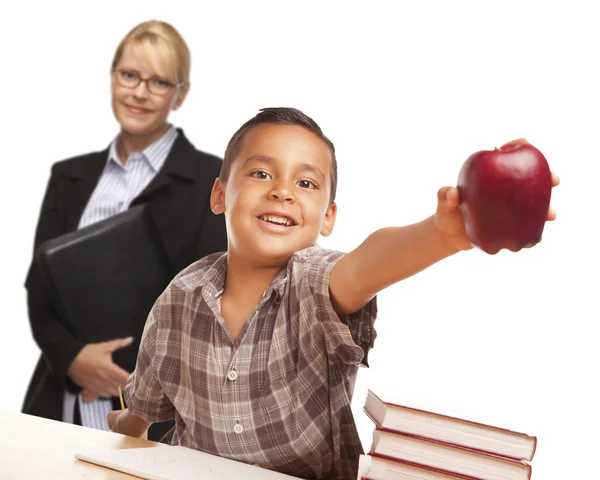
[108,108,558,479]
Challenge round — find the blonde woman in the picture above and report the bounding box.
[22,21,226,442]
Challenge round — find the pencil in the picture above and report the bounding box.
[118,385,125,410]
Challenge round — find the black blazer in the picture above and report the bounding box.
[22,129,227,439]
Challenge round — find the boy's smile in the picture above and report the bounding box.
[256,211,299,232]
[211,123,337,266]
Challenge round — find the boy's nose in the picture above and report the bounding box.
[268,184,295,202]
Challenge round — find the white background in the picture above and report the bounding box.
[1,1,598,478]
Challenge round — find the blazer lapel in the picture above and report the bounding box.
[132,129,199,205]
[59,130,202,231]
[61,150,108,232]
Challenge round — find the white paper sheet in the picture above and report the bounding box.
[75,444,300,479]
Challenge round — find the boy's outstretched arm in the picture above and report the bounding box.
[107,409,152,439]
[329,187,465,315]
[330,176,559,316]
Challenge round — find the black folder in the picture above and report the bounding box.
[35,205,173,373]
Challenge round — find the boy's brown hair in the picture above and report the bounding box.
[220,107,338,204]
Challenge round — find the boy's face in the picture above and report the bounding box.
[211,123,337,265]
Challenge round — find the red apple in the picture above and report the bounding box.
[457,140,553,254]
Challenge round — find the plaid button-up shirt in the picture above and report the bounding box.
[125,246,377,479]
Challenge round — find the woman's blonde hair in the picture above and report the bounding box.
[111,20,190,85]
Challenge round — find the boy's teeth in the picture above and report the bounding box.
[261,215,293,226]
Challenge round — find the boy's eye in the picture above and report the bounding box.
[251,171,271,180]
[297,179,317,189]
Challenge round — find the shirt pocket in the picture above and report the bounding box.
[257,368,298,428]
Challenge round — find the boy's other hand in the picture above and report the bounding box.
[107,410,121,432]
[107,409,151,439]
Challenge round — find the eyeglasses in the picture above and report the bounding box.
[114,69,183,96]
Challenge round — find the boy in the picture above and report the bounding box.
[108,108,558,479]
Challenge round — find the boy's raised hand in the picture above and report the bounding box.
[433,186,473,253]
[330,141,560,316]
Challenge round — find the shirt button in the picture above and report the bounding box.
[227,370,238,381]
[233,423,244,434]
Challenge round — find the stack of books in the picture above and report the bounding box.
[357,390,536,480]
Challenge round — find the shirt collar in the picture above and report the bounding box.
[107,125,178,172]
[199,253,290,303]
[196,245,326,304]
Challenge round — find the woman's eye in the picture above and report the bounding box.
[251,171,271,180]
[297,179,316,189]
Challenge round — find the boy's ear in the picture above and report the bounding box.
[210,178,226,215]
[320,202,337,237]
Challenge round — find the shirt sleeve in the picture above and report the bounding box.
[124,304,176,423]
[304,249,378,369]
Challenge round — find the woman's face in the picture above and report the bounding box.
[110,43,188,137]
